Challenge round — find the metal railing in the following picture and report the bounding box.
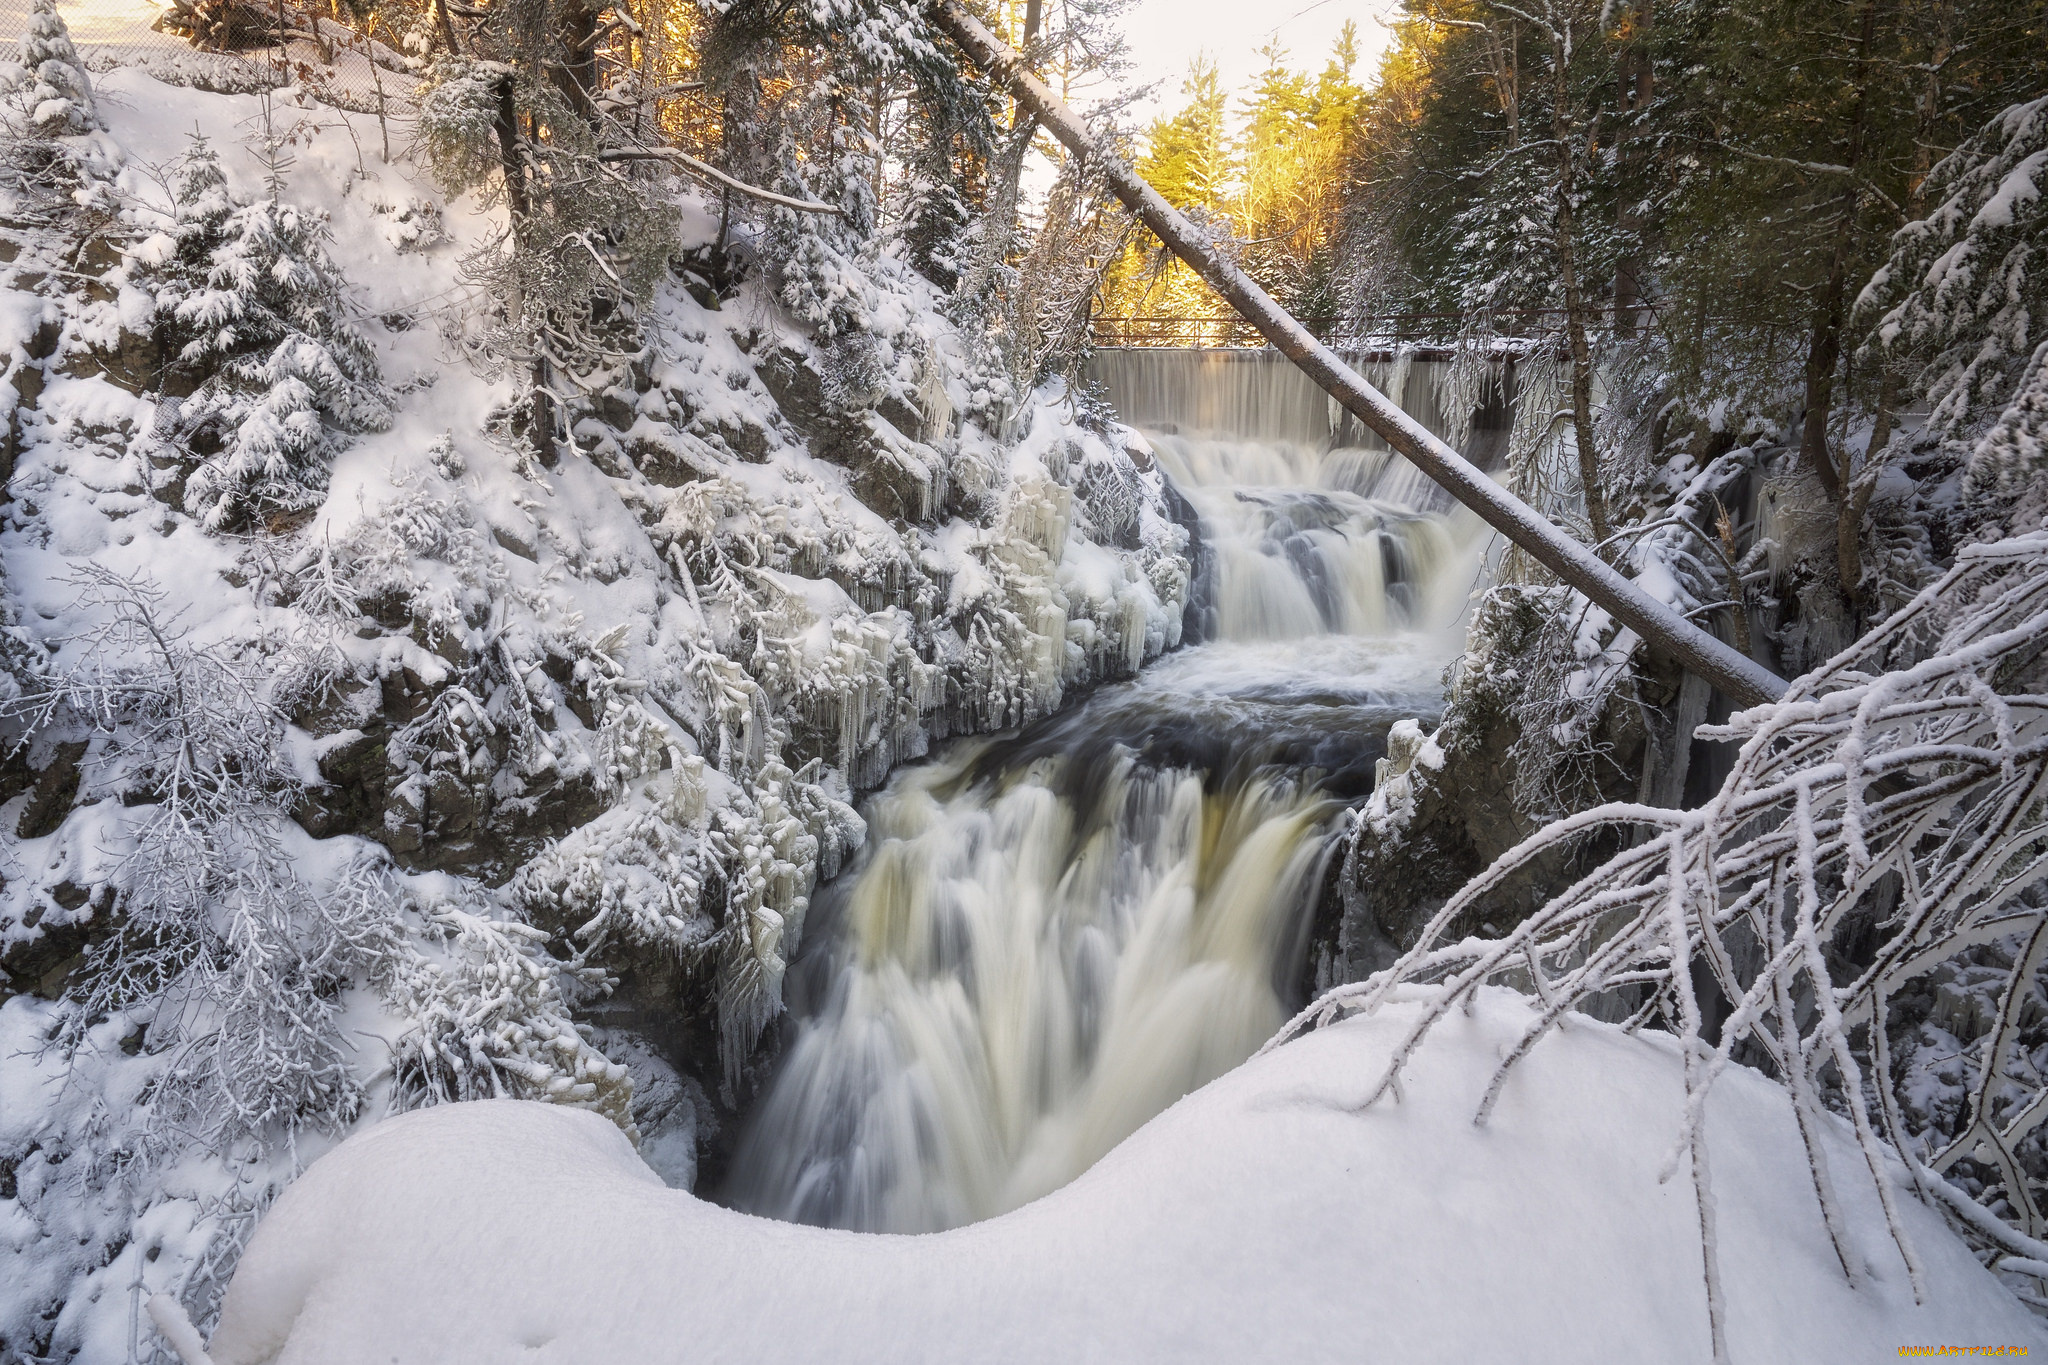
[1089,307,1650,351]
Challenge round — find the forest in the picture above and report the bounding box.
[1,0,2046,1360]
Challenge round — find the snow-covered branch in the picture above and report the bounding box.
[1271,529,2048,1353]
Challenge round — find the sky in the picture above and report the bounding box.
[1117,0,1401,121]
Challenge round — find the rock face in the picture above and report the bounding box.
[1319,590,1694,986]
[1320,452,1818,987]
[291,701,608,885]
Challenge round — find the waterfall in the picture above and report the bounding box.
[726,750,1335,1231]
[726,360,1492,1233]
[1152,436,1467,640]
[1086,347,1514,464]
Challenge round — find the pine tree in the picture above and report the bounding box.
[140,136,389,530]
[1863,94,2048,454]
[12,0,99,136]
[1863,96,2048,535]
[896,89,992,291]
[414,50,666,466]
[1099,58,1233,324]
[1288,26,1368,321]
[1,0,119,194]
[1386,0,1621,542]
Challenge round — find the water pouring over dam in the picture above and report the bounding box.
[725,349,1502,1232]
[1089,346,1515,465]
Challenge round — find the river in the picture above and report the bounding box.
[723,350,1498,1232]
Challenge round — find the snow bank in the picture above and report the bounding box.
[207,989,2039,1364]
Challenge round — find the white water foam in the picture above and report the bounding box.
[727,381,1494,1231]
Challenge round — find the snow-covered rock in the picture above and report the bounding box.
[207,989,2041,1364]
[0,47,1192,1353]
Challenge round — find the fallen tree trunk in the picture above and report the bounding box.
[931,0,1788,709]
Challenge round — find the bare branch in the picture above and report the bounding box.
[595,148,844,216]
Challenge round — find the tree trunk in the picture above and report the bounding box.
[1612,0,1653,334]
[929,0,1786,707]
[1796,0,1880,500]
[493,72,555,468]
[433,0,459,55]
[1548,18,1610,547]
[553,0,601,125]
[1907,1,1954,216]
[1837,388,1892,605]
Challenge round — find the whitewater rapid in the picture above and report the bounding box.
[727,401,1492,1232]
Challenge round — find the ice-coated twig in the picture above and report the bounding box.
[1267,530,2048,1338]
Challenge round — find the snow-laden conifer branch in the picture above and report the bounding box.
[1268,529,2048,1349]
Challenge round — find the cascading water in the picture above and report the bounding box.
[726,353,1496,1233]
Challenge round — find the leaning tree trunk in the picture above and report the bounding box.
[929,0,1787,708]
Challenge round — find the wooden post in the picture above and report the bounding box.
[930,0,1787,708]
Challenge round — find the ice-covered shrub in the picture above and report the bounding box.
[5,567,397,1145]
[515,751,866,1096]
[1274,527,2048,1352]
[376,886,635,1136]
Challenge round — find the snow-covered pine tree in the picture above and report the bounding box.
[1451,0,1620,543]
[926,0,1134,411]
[1861,95,2048,536]
[0,0,119,194]
[691,0,1003,451]
[702,0,966,334]
[412,0,686,467]
[11,0,98,136]
[895,93,986,291]
[136,134,389,530]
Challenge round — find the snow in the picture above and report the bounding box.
[5,0,168,48]
[1969,148,2045,233]
[1,38,1203,1353]
[204,988,2039,1365]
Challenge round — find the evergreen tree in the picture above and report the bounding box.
[1100,57,1232,325]
[1287,26,1368,321]
[414,41,675,466]
[1372,0,1623,540]
[1233,45,1316,309]
[1862,94,2048,451]
[0,0,119,194]
[896,86,994,291]
[139,136,390,530]
[13,0,99,136]
[1143,56,1230,211]
[1863,95,2048,535]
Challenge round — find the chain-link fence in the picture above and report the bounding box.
[1,0,418,118]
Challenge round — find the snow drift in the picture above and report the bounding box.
[205,989,2041,1364]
